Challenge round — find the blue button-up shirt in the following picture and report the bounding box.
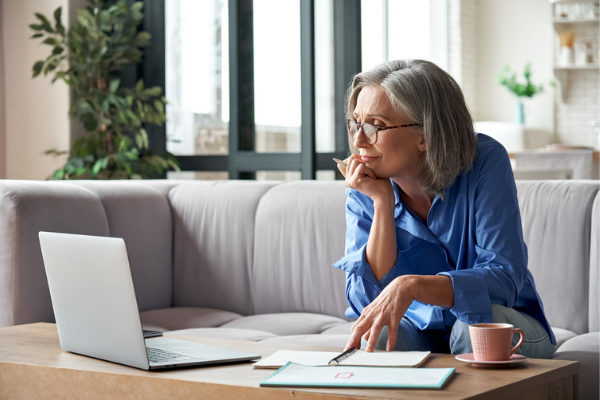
[332,134,556,344]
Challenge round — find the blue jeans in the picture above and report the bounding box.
[374,304,555,359]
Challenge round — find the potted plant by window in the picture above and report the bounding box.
[496,63,549,125]
[30,0,179,179]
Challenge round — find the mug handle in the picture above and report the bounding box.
[509,328,525,356]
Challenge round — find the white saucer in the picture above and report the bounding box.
[455,353,529,368]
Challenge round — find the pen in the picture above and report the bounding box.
[328,347,358,366]
[333,158,347,168]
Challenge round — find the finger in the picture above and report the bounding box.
[353,163,376,182]
[363,328,371,342]
[336,162,346,178]
[347,157,363,178]
[386,324,398,352]
[344,329,363,351]
[365,322,384,352]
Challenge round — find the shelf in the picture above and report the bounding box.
[553,17,599,23]
[554,64,600,70]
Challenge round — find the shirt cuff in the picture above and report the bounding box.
[331,244,380,289]
[438,270,493,325]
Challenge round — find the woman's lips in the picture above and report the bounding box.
[361,156,379,163]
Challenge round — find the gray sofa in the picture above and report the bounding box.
[0,179,598,398]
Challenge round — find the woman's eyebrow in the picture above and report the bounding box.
[352,113,391,121]
[366,113,391,121]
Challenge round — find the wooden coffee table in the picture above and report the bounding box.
[0,323,578,399]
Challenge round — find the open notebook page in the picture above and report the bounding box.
[253,350,430,369]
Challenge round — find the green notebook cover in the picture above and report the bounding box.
[260,362,455,389]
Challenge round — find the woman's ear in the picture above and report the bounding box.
[418,134,427,152]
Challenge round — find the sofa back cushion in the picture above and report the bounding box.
[0,181,110,327]
[589,191,599,332]
[252,181,348,318]
[516,180,599,334]
[68,181,175,312]
[170,181,277,315]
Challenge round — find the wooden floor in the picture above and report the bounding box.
[0,323,579,400]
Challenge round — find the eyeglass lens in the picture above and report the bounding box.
[348,120,376,143]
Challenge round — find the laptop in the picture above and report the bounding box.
[38,231,261,370]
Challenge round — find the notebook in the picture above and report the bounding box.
[38,231,261,370]
[260,362,455,389]
[253,349,430,369]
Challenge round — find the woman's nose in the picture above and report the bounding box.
[353,127,369,148]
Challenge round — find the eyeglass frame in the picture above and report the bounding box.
[347,118,422,145]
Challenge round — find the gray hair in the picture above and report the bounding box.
[345,59,477,198]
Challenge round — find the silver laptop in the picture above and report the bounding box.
[38,231,261,370]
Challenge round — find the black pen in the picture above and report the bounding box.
[328,347,358,366]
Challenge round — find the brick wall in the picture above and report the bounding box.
[553,21,600,147]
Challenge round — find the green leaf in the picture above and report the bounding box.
[133,31,151,47]
[30,33,44,39]
[135,79,144,92]
[53,7,65,35]
[32,61,44,77]
[109,78,120,93]
[153,99,164,114]
[52,47,64,55]
[53,169,65,180]
[29,24,44,31]
[92,159,103,175]
[35,13,52,27]
[118,110,127,123]
[42,37,59,46]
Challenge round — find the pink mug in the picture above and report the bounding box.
[468,323,525,362]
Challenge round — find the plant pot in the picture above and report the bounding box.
[514,101,525,125]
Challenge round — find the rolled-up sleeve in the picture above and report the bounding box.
[332,189,398,318]
[438,144,528,325]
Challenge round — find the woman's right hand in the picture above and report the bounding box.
[337,155,393,204]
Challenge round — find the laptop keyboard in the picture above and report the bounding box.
[146,347,195,363]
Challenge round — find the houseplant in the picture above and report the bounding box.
[30,0,179,179]
[497,63,547,125]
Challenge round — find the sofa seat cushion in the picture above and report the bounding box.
[140,307,242,331]
[553,332,599,400]
[552,327,578,350]
[166,328,277,342]
[321,322,354,335]
[220,313,347,336]
[260,334,350,348]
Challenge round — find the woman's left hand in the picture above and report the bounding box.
[345,275,416,352]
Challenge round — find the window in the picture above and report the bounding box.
[146,0,448,181]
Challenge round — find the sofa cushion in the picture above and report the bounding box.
[69,181,174,312]
[552,327,578,350]
[140,307,242,331]
[260,334,350,348]
[0,181,111,327]
[166,328,277,342]
[589,192,599,332]
[252,181,349,318]
[321,322,354,335]
[516,181,599,334]
[169,181,278,315]
[553,332,599,400]
[220,313,347,336]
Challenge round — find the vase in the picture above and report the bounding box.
[514,101,525,125]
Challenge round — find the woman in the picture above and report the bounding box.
[332,59,555,358]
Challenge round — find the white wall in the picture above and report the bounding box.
[474,0,555,141]
[3,0,71,180]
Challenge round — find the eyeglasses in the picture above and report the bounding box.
[347,118,422,145]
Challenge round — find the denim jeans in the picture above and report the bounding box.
[374,304,555,359]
